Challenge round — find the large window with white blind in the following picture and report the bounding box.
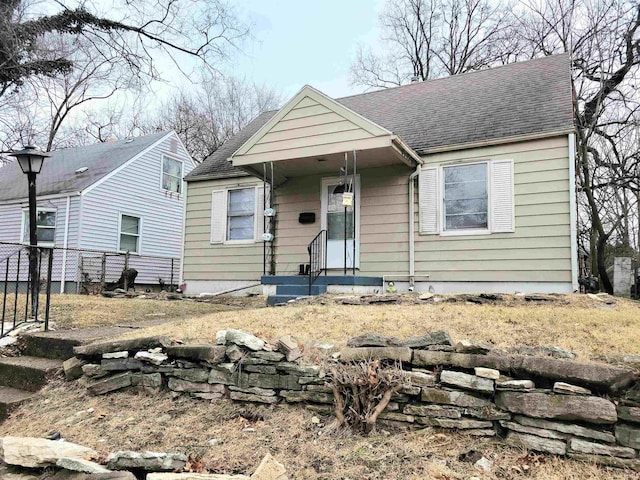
[443,163,488,231]
[226,188,255,241]
[210,185,267,244]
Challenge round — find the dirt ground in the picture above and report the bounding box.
[2,293,640,479]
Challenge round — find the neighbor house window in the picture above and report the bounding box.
[162,156,183,193]
[22,208,56,245]
[443,163,488,231]
[227,188,255,241]
[119,214,141,253]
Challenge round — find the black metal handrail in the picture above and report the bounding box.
[307,230,327,295]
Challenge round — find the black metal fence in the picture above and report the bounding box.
[307,230,327,295]
[0,244,54,337]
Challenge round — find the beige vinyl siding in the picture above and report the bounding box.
[235,95,381,165]
[273,165,411,275]
[183,177,263,281]
[415,135,572,283]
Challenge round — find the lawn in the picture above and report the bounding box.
[1,293,639,479]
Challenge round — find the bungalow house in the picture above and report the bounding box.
[182,54,577,303]
[0,131,195,292]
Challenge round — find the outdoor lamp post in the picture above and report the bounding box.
[9,146,51,318]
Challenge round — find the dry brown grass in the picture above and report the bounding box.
[0,381,636,480]
[120,294,640,361]
[37,294,266,329]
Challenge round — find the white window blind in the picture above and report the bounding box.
[418,167,439,234]
[490,159,515,233]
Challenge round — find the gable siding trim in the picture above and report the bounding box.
[81,131,174,196]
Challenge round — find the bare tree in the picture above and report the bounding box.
[152,76,282,162]
[350,0,519,88]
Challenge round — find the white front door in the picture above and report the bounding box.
[321,176,360,270]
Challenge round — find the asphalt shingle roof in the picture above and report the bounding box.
[0,131,170,202]
[188,54,575,182]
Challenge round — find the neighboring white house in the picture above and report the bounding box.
[0,131,195,292]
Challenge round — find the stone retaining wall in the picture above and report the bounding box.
[65,330,640,471]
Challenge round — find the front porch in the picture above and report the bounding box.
[262,275,384,306]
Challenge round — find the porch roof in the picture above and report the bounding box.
[186,54,573,182]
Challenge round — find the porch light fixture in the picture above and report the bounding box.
[9,145,51,318]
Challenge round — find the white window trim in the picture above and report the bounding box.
[224,186,257,245]
[118,213,142,254]
[21,207,57,247]
[439,160,491,237]
[160,153,184,195]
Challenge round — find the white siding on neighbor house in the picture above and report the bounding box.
[79,133,194,284]
[183,176,264,283]
[0,195,81,282]
[415,136,572,284]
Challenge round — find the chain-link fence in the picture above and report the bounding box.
[0,242,180,296]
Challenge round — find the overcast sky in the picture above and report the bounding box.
[215,0,385,99]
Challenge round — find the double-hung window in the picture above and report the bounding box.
[162,156,183,194]
[119,214,141,253]
[22,208,56,245]
[226,188,255,241]
[443,163,488,231]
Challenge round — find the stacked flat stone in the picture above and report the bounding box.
[68,329,640,471]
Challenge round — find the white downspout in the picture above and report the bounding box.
[408,164,422,289]
[60,195,71,293]
[568,133,579,291]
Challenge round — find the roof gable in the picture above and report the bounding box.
[232,85,391,159]
[0,131,172,202]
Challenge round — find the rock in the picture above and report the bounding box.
[74,337,171,359]
[208,366,235,385]
[229,391,278,404]
[593,353,640,370]
[412,351,511,371]
[251,452,287,480]
[439,370,494,394]
[168,378,226,394]
[277,335,302,361]
[56,457,111,473]
[224,329,265,351]
[404,404,461,419]
[474,456,492,473]
[474,367,500,380]
[500,421,567,440]
[416,417,493,429]
[568,438,635,458]
[400,385,421,395]
[406,371,437,387]
[339,347,412,363]
[504,431,566,455]
[615,422,640,449]
[64,357,88,381]
[216,330,228,345]
[0,436,98,468]
[495,391,617,424]
[131,373,162,389]
[229,386,276,396]
[466,429,496,437]
[106,451,187,472]
[87,372,132,395]
[552,382,591,396]
[508,345,576,359]
[421,388,491,408]
[100,358,143,371]
[308,341,335,354]
[512,415,615,443]
[346,333,403,347]
[226,344,245,362]
[463,407,511,421]
[513,356,637,392]
[134,351,168,365]
[403,331,452,348]
[419,292,434,300]
[280,390,333,404]
[102,351,128,359]
[617,405,640,424]
[567,453,640,472]
[496,379,535,391]
[167,368,210,383]
[166,345,227,364]
[378,412,415,423]
[455,339,492,354]
[274,362,319,376]
[249,351,285,363]
[82,364,108,379]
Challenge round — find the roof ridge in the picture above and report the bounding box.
[335,53,571,102]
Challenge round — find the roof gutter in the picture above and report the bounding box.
[0,191,81,206]
[417,128,576,156]
[185,171,250,183]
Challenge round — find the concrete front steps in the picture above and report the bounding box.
[262,275,383,306]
